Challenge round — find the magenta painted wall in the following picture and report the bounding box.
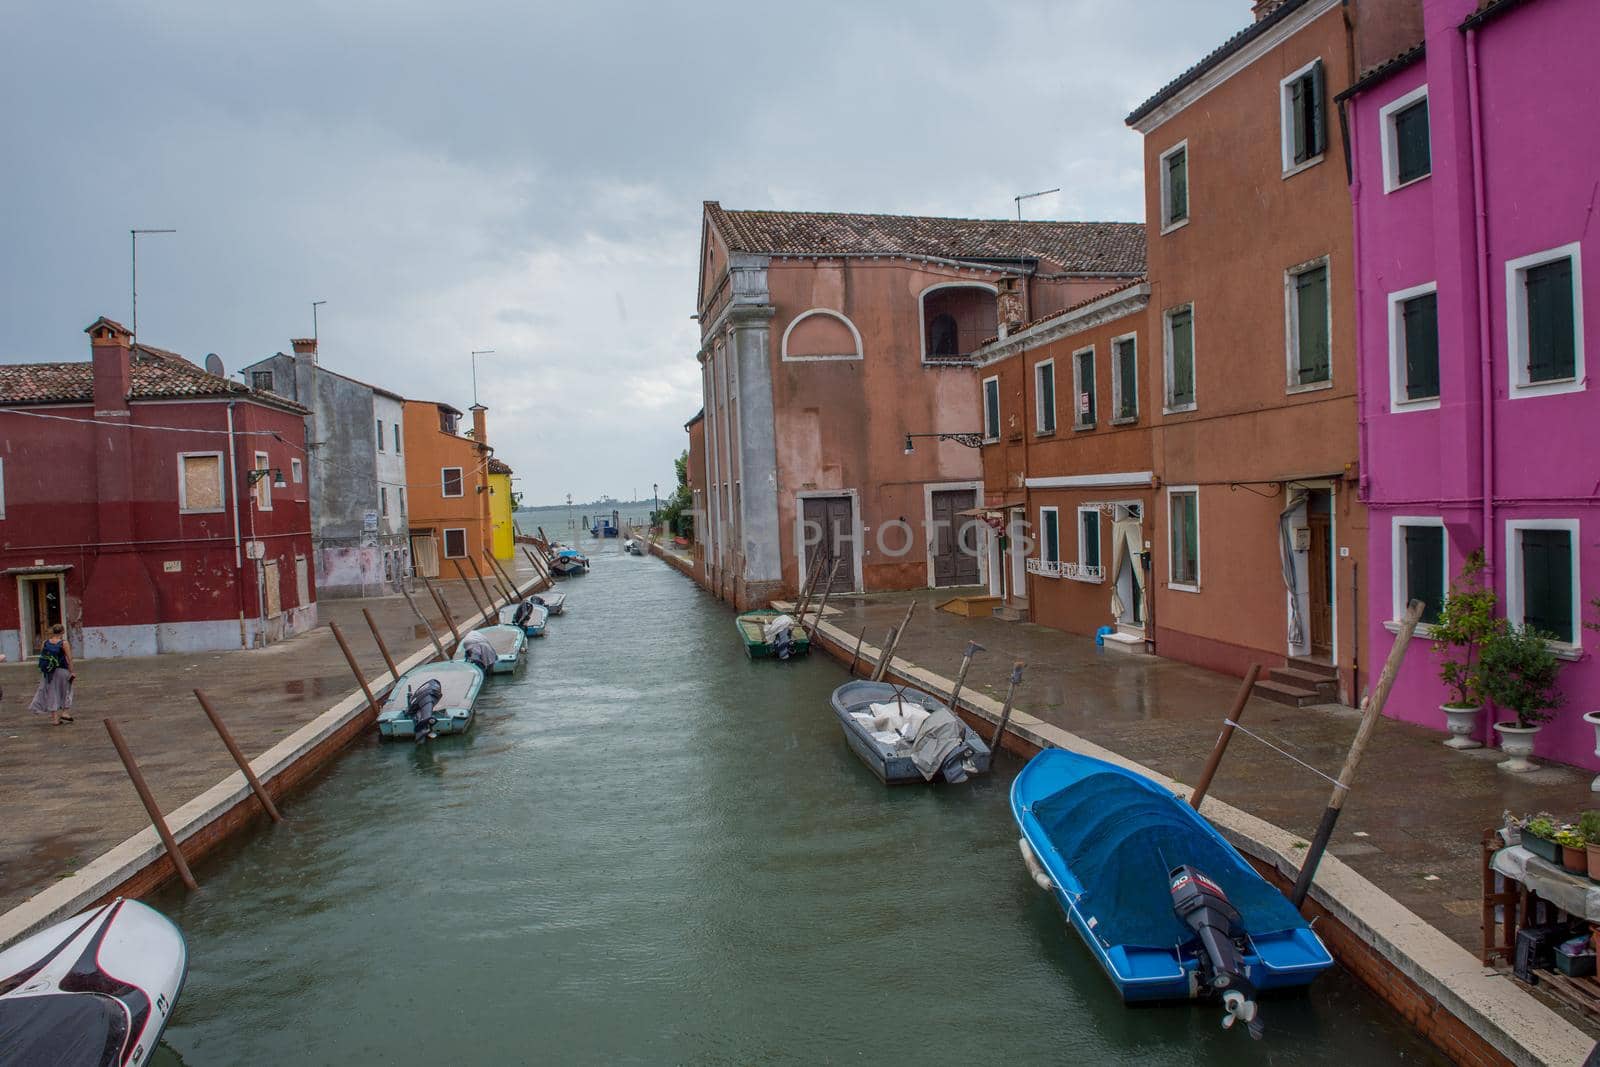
[1350,0,1599,768]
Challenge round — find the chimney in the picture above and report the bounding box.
[995,276,1026,340]
[1252,0,1287,20]
[470,403,488,447]
[86,316,133,414]
[290,337,317,362]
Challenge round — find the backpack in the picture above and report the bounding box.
[38,642,63,677]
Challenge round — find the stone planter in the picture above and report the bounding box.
[1583,711,1600,791]
[1441,704,1483,749]
[1494,721,1542,773]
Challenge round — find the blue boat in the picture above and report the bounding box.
[1011,748,1332,1033]
[499,600,550,637]
[829,680,991,784]
[550,548,589,576]
[531,591,566,616]
[452,625,527,674]
[376,661,482,739]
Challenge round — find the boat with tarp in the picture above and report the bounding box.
[377,660,483,740]
[829,680,991,784]
[1011,748,1332,1036]
[735,609,809,660]
[453,625,527,674]
[499,600,550,637]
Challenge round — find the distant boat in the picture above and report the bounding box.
[531,591,566,615]
[550,548,589,576]
[1011,748,1332,1033]
[735,609,810,660]
[453,625,527,674]
[623,538,645,556]
[830,680,991,784]
[0,897,187,1067]
[499,600,549,638]
[377,661,483,739]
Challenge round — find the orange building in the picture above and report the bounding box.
[403,399,492,578]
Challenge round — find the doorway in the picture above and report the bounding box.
[929,488,981,587]
[1282,485,1336,663]
[801,494,855,592]
[1307,494,1333,658]
[17,573,66,657]
[1007,507,1028,607]
[1110,503,1144,630]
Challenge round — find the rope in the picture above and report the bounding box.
[1224,719,1347,790]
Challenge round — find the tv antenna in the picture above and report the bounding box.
[130,228,177,346]
[312,300,327,343]
[1013,188,1061,220]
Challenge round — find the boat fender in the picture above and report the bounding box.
[1017,837,1055,892]
[1095,625,1112,646]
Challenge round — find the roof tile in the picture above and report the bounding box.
[0,344,309,413]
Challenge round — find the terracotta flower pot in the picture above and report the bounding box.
[1563,844,1588,874]
[1587,843,1600,884]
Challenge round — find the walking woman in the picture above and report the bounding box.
[30,623,75,725]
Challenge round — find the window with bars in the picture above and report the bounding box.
[1169,490,1199,588]
[1161,143,1188,228]
[1113,336,1138,422]
[1282,60,1326,169]
[1398,288,1440,402]
[1517,527,1575,642]
[1036,360,1056,434]
[1288,262,1331,387]
[1398,522,1444,626]
[1166,306,1195,410]
[1073,348,1096,429]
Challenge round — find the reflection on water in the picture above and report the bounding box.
[149,545,1442,1065]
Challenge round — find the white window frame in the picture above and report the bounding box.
[177,451,227,514]
[780,307,865,362]
[443,527,468,559]
[1387,281,1441,411]
[1279,58,1326,179]
[982,375,1001,442]
[1035,358,1057,435]
[1166,485,1200,593]
[290,457,304,483]
[441,466,465,498]
[1158,139,1189,234]
[1038,506,1060,564]
[1163,304,1197,413]
[253,450,273,511]
[1110,332,1139,424]
[919,282,998,364]
[1390,516,1447,630]
[1505,518,1582,651]
[1284,255,1334,393]
[1506,242,1585,399]
[1071,346,1096,430]
[1076,505,1104,582]
[1380,84,1431,194]
[376,418,385,452]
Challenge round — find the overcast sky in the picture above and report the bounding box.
[1,1,1241,506]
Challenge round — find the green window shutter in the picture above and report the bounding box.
[1043,511,1059,563]
[1170,309,1194,405]
[1402,292,1439,400]
[1403,525,1444,625]
[1168,151,1188,222]
[1290,77,1308,164]
[1521,529,1573,641]
[1082,512,1100,569]
[985,380,1000,439]
[1039,364,1055,432]
[1296,266,1330,382]
[1309,60,1326,158]
[1117,339,1137,419]
[1526,258,1576,382]
[1077,352,1096,426]
[1395,100,1431,184]
[1171,493,1197,583]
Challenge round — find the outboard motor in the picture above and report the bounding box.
[406,679,443,745]
[1169,865,1263,1039]
[462,633,496,674]
[512,600,534,628]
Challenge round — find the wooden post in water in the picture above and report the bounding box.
[870,628,897,682]
[452,559,492,625]
[104,718,199,891]
[519,545,553,589]
[793,553,824,620]
[1290,600,1425,908]
[871,599,918,682]
[479,553,512,602]
[805,559,843,639]
[989,660,1027,753]
[488,554,523,599]
[947,641,985,713]
[1188,663,1262,810]
[464,556,500,618]
[193,689,282,822]
[362,608,402,684]
[329,620,382,721]
[402,587,449,660]
[422,578,461,648]
[847,626,868,676]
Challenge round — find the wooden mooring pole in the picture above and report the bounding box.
[329,620,383,720]
[1290,599,1425,908]
[847,626,868,676]
[805,559,843,639]
[487,554,522,600]
[947,641,985,714]
[451,559,492,625]
[520,545,554,590]
[464,557,500,619]
[421,579,461,649]
[989,661,1026,752]
[401,587,449,661]
[793,553,824,621]
[193,689,282,822]
[870,628,897,682]
[871,599,918,682]
[104,719,199,890]
[1188,663,1262,810]
[362,608,402,683]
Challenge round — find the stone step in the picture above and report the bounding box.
[1253,678,1323,707]
[1101,629,1150,656]
[1286,655,1339,680]
[1269,666,1339,697]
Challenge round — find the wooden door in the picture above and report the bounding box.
[27,577,63,651]
[930,490,980,587]
[1308,512,1332,656]
[263,560,282,618]
[802,496,854,592]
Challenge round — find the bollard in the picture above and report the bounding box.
[422,578,461,648]
[947,641,985,714]
[329,620,382,721]
[989,661,1027,753]
[193,689,282,822]
[451,559,492,625]
[1189,664,1261,810]
[847,626,868,676]
[363,608,402,684]
[104,719,199,891]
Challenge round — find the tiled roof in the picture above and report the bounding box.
[487,457,513,475]
[1336,43,1425,102]
[1126,0,1318,125]
[706,203,1145,275]
[0,344,309,413]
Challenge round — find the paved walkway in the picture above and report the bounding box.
[805,588,1597,957]
[0,560,545,915]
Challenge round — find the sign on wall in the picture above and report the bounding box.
[363,510,379,532]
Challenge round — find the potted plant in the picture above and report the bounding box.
[1483,623,1566,772]
[1556,827,1589,874]
[1522,814,1562,864]
[1580,812,1600,882]
[1583,597,1600,790]
[1431,551,1500,749]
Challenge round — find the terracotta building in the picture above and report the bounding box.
[0,317,316,659]
[403,399,491,578]
[692,202,1145,609]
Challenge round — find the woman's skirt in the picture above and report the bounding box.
[29,670,73,714]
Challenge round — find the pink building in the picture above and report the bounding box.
[1344,0,1597,767]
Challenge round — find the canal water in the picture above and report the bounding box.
[151,544,1442,1065]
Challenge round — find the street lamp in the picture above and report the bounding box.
[470,349,495,407]
[903,431,985,454]
[246,467,288,489]
[653,482,660,532]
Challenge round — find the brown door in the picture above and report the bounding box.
[930,490,981,587]
[802,496,854,592]
[1308,512,1332,657]
[27,577,63,651]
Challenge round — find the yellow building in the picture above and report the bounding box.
[488,457,515,560]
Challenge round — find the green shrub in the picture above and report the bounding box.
[1481,624,1566,729]
[1431,550,1502,707]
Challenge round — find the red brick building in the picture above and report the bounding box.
[0,317,316,659]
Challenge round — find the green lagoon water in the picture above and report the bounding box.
[150,543,1442,1065]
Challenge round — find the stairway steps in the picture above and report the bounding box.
[1286,656,1339,680]
[1252,679,1323,708]
[1269,666,1340,697]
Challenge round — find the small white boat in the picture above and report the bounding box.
[623,539,645,556]
[452,625,527,674]
[0,897,187,1066]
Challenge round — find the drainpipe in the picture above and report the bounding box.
[1346,100,1372,503]
[226,401,247,648]
[1466,28,1495,575]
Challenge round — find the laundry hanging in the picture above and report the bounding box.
[1278,491,1308,649]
